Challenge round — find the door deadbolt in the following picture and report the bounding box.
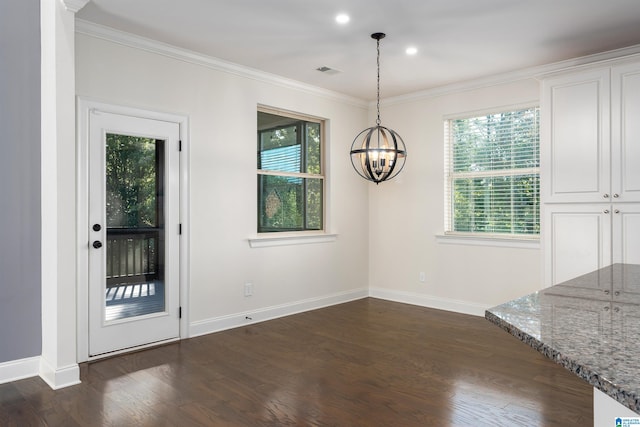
[93,224,102,232]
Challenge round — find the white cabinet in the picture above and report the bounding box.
[542,60,640,203]
[541,67,610,203]
[612,203,640,265]
[544,203,640,286]
[542,58,640,286]
[544,204,611,285]
[612,63,640,202]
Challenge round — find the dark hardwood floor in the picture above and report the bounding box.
[0,298,592,426]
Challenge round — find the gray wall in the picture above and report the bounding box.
[0,0,42,363]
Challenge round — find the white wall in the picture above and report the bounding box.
[75,28,545,341]
[369,79,542,314]
[75,33,371,335]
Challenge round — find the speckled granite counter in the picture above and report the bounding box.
[486,264,640,414]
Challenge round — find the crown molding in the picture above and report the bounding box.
[382,44,640,107]
[74,18,640,110]
[75,19,368,109]
[61,0,90,13]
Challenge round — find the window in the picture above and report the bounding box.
[444,106,540,238]
[257,109,324,233]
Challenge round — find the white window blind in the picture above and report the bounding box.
[444,107,540,238]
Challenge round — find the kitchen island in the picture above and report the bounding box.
[486,264,640,424]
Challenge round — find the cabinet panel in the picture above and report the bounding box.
[612,63,640,201]
[612,203,640,264]
[542,68,610,203]
[544,204,611,286]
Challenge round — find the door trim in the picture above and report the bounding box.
[76,98,190,362]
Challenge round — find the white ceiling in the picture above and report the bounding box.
[77,0,640,101]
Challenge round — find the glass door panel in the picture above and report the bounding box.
[104,134,165,321]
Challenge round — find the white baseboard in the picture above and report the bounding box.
[39,357,81,390]
[189,288,368,337]
[368,287,488,317]
[0,356,81,389]
[0,356,40,384]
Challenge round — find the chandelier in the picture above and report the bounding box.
[350,32,407,184]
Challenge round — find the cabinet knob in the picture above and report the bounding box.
[615,291,620,296]
[604,209,610,214]
[613,193,619,198]
[604,289,610,295]
[603,193,610,198]
[604,306,610,311]
[614,307,620,313]
[614,209,620,214]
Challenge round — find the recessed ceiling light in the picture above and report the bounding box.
[406,47,418,55]
[336,14,350,24]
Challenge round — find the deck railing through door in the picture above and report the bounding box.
[106,228,160,286]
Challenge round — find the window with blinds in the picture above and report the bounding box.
[444,106,540,238]
[257,109,324,233]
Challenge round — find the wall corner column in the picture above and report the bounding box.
[40,0,88,390]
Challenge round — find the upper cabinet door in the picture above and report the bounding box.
[541,67,611,203]
[612,62,640,202]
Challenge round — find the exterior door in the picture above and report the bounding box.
[88,110,180,357]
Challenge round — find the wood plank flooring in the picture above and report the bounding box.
[0,298,592,426]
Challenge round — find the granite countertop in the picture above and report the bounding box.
[486,264,640,414]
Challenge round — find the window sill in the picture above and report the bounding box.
[435,233,540,249]
[248,232,338,248]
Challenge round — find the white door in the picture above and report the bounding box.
[88,110,180,357]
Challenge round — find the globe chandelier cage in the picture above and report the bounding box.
[350,32,407,185]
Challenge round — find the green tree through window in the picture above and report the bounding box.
[445,107,540,237]
[105,134,159,228]
[257,110,324,232]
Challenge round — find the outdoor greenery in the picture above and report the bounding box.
[105,133,158,228]
[449,108,540,236]
[257,113,322,232]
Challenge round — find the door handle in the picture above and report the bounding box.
[92,240,103,249]
[93,224,102,231]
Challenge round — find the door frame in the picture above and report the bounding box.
[77,98,190,362]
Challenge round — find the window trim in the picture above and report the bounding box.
[248,232,337,248]
[435,233,540,249]
[444,102,541,240]
[257,106,326,234]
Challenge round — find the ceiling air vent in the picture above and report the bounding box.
[316,66,341,75]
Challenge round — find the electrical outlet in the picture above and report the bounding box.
[244,282,253,297]
[418,272,426,283]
